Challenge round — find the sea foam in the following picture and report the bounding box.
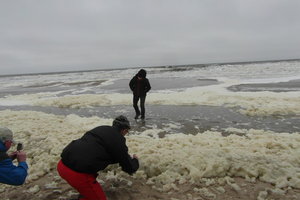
[0,110,299,193]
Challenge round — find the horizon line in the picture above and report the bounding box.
[1,58,299,77]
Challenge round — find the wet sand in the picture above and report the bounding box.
[1,103,299,134]
[2,172,300,200]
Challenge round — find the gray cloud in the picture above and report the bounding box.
[0,0,300,75]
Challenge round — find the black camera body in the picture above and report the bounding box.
[17,143,23,151]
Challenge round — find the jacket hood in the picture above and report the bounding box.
[136,69,147,78]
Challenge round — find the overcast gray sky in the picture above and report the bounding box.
[0,0,300,75]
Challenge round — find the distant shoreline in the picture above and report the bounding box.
[1,58,299,78]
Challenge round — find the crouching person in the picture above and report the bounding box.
[0,127,28,186]
[57,115,139,200]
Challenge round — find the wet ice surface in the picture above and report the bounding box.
[2,104,298,135]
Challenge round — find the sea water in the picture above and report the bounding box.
[0,59,300,193]
[0,60,299,132]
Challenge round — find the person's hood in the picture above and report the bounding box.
[136,69,147,78]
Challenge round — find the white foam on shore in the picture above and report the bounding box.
[0,110,299,193]
[148,85,300,116]
[1,81,299,116]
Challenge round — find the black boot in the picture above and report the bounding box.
[134,114,140,119]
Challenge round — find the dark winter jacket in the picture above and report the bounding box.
[0,143,28,185]
[61,126,139,175]
[129,75,151,97]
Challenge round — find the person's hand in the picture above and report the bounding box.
[132,154,138,159]
[8,151,17,160]
[16,151,26,163]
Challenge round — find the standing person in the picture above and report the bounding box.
[57,115,139,200]
[0,127,28,186]
[129,69,151,119]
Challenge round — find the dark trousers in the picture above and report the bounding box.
[133,95,146,118]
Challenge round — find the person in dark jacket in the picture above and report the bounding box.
[0,127,28,186]
[129,69,151,119]
[57,115,139,200]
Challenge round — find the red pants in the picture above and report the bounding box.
[57,160,107,200]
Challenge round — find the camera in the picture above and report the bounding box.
[17,143,23,151]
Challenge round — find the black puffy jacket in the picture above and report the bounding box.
[129,75,151,97]
[61,126,139,174]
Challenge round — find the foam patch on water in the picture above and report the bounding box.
[148,84,300,116]
[0,110,299,193]
[1,81,299,116]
